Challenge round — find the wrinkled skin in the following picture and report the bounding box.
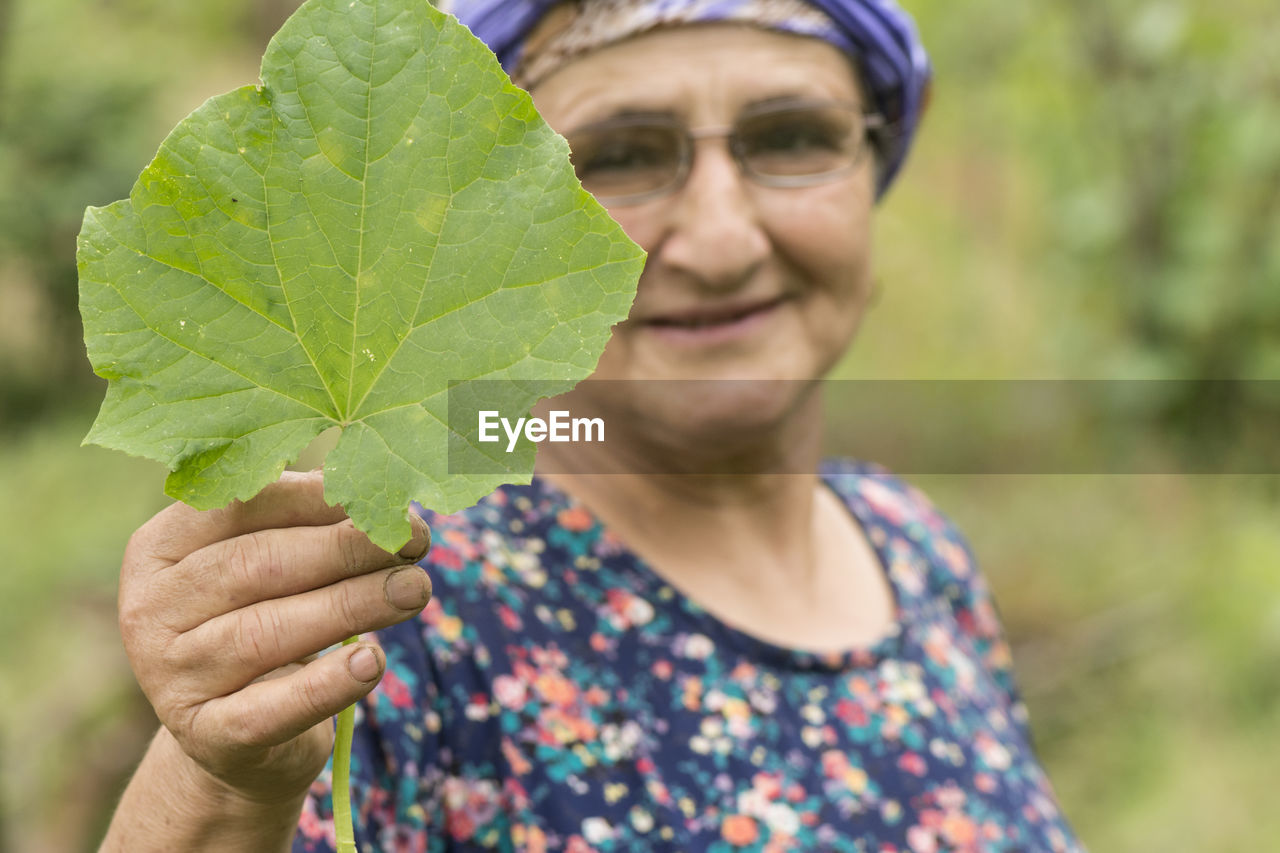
[116,472,430,805]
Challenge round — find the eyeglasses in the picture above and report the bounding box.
[563,99,886,206]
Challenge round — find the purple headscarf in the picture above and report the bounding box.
[441,0,931,196]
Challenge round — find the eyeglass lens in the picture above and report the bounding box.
[565,101,868,203]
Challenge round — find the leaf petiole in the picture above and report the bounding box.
[333,635,359,853]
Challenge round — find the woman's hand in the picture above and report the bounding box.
[117,470,432,807]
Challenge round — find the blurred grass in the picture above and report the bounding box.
[1,0,1278,850]
[0,416,169,851]
[0,416,166,648]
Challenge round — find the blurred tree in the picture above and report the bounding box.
[0,76,152,424]
[901,0,1280,459]
[0,0,303,429]
[1047,0,1280,452]
[0,0,12,102]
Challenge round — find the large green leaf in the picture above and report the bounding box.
[77,0,643,551]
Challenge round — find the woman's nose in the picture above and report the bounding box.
[655,140,770,290]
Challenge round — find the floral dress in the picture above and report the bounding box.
[295,461,1083,852]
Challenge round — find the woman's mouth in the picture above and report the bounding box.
[640,297,788,346]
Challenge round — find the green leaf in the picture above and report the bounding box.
[77,0,644,551]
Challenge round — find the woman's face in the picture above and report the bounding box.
[529,25,876,442]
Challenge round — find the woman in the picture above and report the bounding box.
[99,1,1082,851]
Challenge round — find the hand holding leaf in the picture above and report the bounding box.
[80,1,642,850]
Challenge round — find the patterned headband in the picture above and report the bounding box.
[441,0,931,197]
[510,0,842,89]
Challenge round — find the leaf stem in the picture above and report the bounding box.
[334,635,359,853]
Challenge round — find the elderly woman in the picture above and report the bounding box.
[99,0,1082,851]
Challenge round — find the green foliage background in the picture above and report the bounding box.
[0,0,1276,849]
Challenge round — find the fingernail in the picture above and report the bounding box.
[385,567,431,610]
[348,646,381,682]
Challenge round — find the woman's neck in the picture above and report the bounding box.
[534,388,829,585]
[534,386,897,653]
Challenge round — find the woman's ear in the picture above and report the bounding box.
[918,79,933,125]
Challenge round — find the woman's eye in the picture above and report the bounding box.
[749,121,843,153]
[577,141,667,175]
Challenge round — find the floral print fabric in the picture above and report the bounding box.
[295,461,1082,852]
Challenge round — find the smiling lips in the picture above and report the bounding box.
[637,296,789,346]
[644,296,787,329]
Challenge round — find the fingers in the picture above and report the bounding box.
[126,471,348,575]
[188,642,387,766]
[115,470,434,806]
[148,512,431,633]
[166,565,431,698]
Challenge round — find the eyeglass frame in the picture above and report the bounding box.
[561,98,889,206]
